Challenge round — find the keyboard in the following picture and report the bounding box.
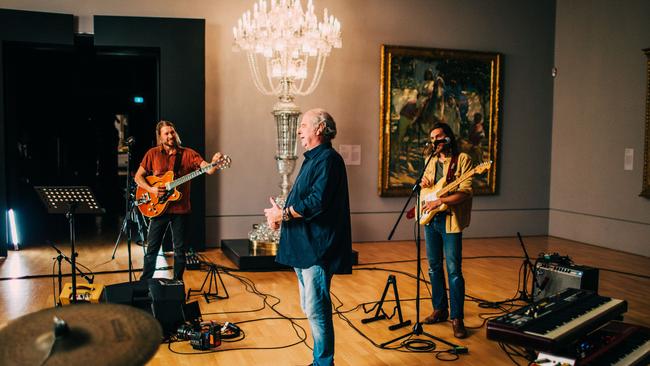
[487,288,627,352]
[576,321,650,366]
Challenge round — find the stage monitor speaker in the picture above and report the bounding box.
[534,261,599,301]
[102,280,151,313]
[147,278,186,335]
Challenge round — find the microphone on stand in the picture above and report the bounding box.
[424,137,451,147]
[433,137,450,145]
[125,136,136,146]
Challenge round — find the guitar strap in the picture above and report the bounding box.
[446,154,459,184]
[173,149,183,177]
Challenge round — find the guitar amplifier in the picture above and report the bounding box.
[533,260,599,301]
[59,283,104,305]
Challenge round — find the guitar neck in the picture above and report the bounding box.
[168,162,216,189]
[437,167,477,196]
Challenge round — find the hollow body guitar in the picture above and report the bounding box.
[136,155,231,218]
[419,161,492,225]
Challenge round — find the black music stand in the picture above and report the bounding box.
[35,186,104,304]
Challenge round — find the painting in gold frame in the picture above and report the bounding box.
[378,45,502,196]
[641,48,650,198]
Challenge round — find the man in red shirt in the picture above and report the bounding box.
[134,120,221,281]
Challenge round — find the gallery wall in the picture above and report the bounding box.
[550,0,650,256]
[0,0,556,246]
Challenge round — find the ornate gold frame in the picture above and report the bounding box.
[378,45,502,196]
[641,48,650,198]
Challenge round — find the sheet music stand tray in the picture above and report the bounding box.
[34,186,104,304]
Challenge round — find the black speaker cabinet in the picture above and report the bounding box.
[147,278,186,335]
[102,280,151,313]
[534,261,599,301]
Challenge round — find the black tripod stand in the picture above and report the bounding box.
[382,147,462,351]
[110,137,139,282]
[187,262,229,303]
[112,190,148,256]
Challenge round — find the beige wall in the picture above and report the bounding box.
[551,0,650,256]
[1,0,556,246]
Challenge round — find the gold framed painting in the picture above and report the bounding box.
[378,45,502,196]
[642,48,650,198]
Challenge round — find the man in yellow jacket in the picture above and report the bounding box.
[419,122,473,339]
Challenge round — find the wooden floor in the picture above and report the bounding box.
[0,235,648,365]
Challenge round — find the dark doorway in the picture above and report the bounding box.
[3,34,159,245]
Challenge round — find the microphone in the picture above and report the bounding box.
[426,137,451,147]
[434,137,450,145]
[125,136,136,146]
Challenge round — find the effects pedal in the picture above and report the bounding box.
[186,251,200,270]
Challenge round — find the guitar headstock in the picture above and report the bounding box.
[213,155,232,170]
[474,160,492,175]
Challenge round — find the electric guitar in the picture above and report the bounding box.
[419,161,491,225]
[136,155,231,218]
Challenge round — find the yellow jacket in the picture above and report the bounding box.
[423,152,473,233]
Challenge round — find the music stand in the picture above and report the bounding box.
[35,186,104,304]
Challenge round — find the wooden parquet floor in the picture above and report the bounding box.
[0,236,648,365]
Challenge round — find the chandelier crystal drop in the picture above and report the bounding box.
[233,0,342,97]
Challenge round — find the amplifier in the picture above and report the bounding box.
[148,278,186,336]
[533,261,599,301]
[59,283,104,305]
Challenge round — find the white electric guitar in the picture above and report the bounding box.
[419,161,492,225]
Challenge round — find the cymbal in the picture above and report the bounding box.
[0,303,162,366]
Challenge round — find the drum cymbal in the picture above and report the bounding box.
[0,303,162,366]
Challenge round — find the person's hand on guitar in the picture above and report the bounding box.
[420,176,434,188]
[205,152,223,175]
[152,185,168,197]
[422,199,443,214]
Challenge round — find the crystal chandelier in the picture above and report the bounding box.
[233,0,341,249]
[233,0,342,97]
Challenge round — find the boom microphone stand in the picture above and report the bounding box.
[111,137,137,282]
[49,241,94,306]
[384,141,460,350]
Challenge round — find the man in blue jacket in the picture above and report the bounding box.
[265,108,352,366]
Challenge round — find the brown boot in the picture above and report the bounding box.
[452,319,467,339]
[423,309,449,324]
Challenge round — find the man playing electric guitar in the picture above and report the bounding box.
[134,120,222,281]
[420,122,473,338]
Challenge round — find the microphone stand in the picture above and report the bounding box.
[114,137,136,282]
[384,144,460,350]
[516,232,542,317]
[49,241,94,306]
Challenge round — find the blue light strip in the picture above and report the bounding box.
[8,209,19,250]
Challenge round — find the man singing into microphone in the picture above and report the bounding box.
[420,122,473,338]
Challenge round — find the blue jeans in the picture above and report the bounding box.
[295,264,335,366]
[424,214,465,319]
